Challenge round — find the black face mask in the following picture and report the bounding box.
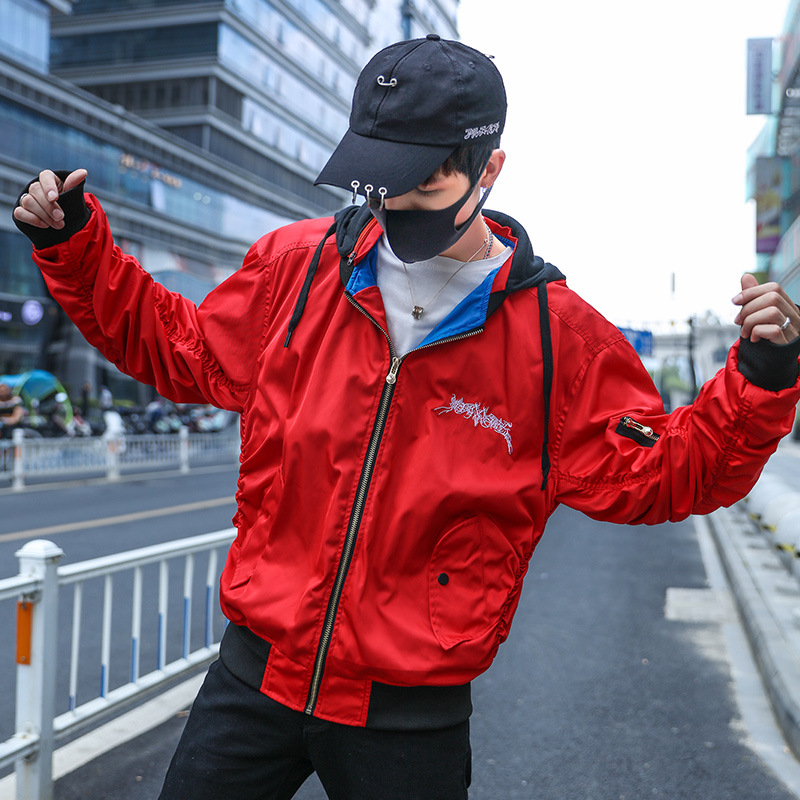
[369,183,493,263]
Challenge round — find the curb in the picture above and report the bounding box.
[707,505,800,760]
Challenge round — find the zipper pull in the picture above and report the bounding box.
[619,416,659,442]
[386,357,400,385]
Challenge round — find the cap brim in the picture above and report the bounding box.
[315,129,455,199]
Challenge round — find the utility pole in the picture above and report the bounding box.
[687,315,698,401]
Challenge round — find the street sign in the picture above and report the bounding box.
[619,327,653,356]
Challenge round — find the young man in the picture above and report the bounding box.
[13,36,800,800]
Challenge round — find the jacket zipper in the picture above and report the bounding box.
[303,294,482,715]
[618,415,660,445]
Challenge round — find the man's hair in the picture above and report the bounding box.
[435,135,502,185]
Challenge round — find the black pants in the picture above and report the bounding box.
[158,659,472,800]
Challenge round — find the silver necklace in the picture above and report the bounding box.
[403,222,494,320]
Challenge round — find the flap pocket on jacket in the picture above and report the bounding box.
[429,516,519,650]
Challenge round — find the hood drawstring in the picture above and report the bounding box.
[284,205,374,348]
[283,206,555,493]
[537,280,553,491]
[283,220,338,348]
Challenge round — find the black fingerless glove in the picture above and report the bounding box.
[13,170,92,249]
[738,334,800,391]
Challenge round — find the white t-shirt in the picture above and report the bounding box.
[376,234,512,355]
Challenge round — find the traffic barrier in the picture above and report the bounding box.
[0,529,236,800]
[759,491,800,567]
[743,475,789,521]
[760,492,800,535]
[0,425,239,490]
[742,474,800,585]
[773,509,800,574]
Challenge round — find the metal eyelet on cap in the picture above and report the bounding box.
[378,187,387,210]
[364,184,373,204]
[376,75,398,87]
[351,180,360,204]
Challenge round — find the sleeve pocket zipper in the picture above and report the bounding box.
[616,416,660,447]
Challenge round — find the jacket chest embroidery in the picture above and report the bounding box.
[434,394,514,455]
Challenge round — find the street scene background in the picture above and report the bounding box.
[3,0,800,798]
[1,458,799,799]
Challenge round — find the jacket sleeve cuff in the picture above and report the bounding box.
[737,334,800,391]
[13,171,92,249]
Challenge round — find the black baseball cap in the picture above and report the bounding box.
[315,35,507,199]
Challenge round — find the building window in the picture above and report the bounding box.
[0,0,50,73]
[51,23,219,68]
[0,229,47,297]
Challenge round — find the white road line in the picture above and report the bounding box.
[0,496,235,543]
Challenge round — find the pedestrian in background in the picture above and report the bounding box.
[13,35,800,800]
[0,381,25,438]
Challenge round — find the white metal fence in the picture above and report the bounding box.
[0,529,236,800]
[0,425,240,489]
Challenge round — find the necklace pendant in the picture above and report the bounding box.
[412,305,424,320]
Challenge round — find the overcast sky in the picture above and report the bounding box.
[458,0,789,330]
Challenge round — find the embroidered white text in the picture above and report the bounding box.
[435,394,513,454]
[464,122,501,140]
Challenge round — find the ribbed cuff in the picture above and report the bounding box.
[13,171,91,249]
[738,335,800,391]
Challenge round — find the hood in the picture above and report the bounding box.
[284,203,558,491]
[483,209,565,304]
[286,204,565,346]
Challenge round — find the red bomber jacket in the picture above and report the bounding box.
[23,188,800,728]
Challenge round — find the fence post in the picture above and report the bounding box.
[105,437,121,481]
[14,539,64,800]
[12,428,25,491]
[179,426,190,474]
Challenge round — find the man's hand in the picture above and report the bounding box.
[732,273,800,344]
[13,169,87,230]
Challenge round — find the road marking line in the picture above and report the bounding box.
[664,587,737,624]
[0,496,235,543]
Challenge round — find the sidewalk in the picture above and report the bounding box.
[706,435,800,759]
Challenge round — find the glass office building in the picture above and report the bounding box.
[0,0,459,402]
[748,0,800,301]
[49,0,457,191]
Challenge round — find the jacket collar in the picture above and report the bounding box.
[340,206,565,297]
[285,205,566,349]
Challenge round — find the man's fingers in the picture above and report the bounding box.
[62,168,87,193]
[733,288,783,325]
[38,170,63,203]
[731,273,799,342]
[740,273,759,293]
[738,297,800,343]
[745,320,797,344]
[17,168,86,229]
[16,182,65,229]
[12,205,49,229]
[733,276,779,306]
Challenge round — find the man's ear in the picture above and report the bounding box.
[480,149,506,189]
